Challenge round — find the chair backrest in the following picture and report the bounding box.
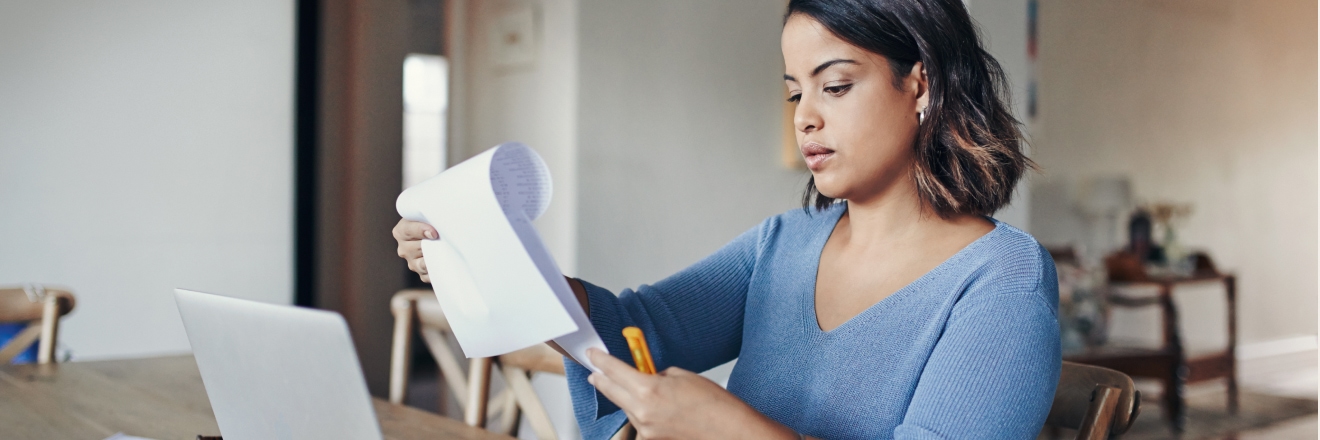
[1047,361,1140,439]
[389,289,566,439]
[0,285,75,365]
[390,289,468,405]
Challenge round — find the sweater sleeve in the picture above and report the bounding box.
[566,221,765,439]
[892,289,1061,439]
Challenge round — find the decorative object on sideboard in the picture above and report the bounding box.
[1076,176,1133,261]
[1049,247,1111,354]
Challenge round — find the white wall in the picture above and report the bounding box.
[457,0,580,276]
[0,1,294,360]
[575,0,804,291]
[966,0,1032,231]
[449,1,582,437]
[1030,0,1317,346]
[573,0,1038,291]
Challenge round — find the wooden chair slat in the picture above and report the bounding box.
[1076,386,1122,439]
[421,326,472,404]
[390,289,569,438]
[502,365,558,440]
[465,357,493,427]
[1046,361,1140,439]
[0,286,76,365]
[0,322,41,364]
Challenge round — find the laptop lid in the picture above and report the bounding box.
[174,289,382,440]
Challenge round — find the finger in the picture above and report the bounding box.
[407,258,422,275]
[392,219,406,241]
[398,243,416,259]
[419,273,430,283]
[588,371,637,410]
[588,348,652,390]
[659,366,692,377]
[417,257,428,274]
[398,241,424,260]
[398,220,439,241]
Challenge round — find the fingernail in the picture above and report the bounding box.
[423,230,436,239]
[587,374,597,385]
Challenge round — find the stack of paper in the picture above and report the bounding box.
[396,143,607,372]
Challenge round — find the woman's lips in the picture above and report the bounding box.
[801,142,835,171]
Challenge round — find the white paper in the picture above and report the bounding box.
[397,143,607,372]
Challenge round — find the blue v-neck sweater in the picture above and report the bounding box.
[565,204,1061,439]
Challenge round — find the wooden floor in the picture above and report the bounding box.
[1236,414,1317,440]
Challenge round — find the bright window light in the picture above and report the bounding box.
[402,54,449,189]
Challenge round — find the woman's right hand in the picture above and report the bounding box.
[393,219,439,283]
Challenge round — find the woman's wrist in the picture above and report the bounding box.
[564,276,590,318]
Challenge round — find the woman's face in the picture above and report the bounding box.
[782,14,926,203]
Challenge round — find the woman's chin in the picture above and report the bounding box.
[810,174,843,196]
[813,184,847,201]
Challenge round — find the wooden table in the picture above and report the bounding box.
[1066,260,1238,433]
[0,355,515,440]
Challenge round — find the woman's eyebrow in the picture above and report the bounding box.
[783,58,859,82]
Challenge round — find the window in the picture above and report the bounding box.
[402,54,449,189]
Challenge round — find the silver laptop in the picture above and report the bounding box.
[174,288,383,440]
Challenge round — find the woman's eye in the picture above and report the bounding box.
[824,84,852,96]
[786,93,802,103]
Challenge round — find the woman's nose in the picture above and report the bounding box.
[794,97,821,134]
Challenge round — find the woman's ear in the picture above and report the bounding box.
[908,61,929,114]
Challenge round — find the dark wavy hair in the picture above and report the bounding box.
[787,0,1032,217]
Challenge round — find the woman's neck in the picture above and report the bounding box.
[837,178,983,251]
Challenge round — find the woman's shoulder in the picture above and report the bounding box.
[957,219,1059,308]
[737,204,844,250]
[760,203,846,233]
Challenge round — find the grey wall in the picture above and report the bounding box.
[458,0,582,276]
[576,0,804,291]
[1030,0,1317,346]
[966,0,1031,231]
[0,1,294,359]
[574,0,1036,290]
[448,1,584,437]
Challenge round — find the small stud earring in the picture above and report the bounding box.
[918,108,926,124]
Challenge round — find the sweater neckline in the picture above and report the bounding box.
[802,204,1005,336]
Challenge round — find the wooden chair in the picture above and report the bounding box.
[389,289,567,439]
[1045,361,1141,439]
[0,285,76,365]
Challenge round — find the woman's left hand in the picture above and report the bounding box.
[586,349,799,440]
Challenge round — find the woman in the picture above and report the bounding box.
[394,0,1059,438]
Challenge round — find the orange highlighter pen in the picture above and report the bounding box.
[622,326,657,374]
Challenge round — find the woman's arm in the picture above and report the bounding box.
[566,220,768,439]
[396,217,771,438]
[394,217,760,374]
[544,276,590,358]
[893,290,1061,439]
[586,348,806,440]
